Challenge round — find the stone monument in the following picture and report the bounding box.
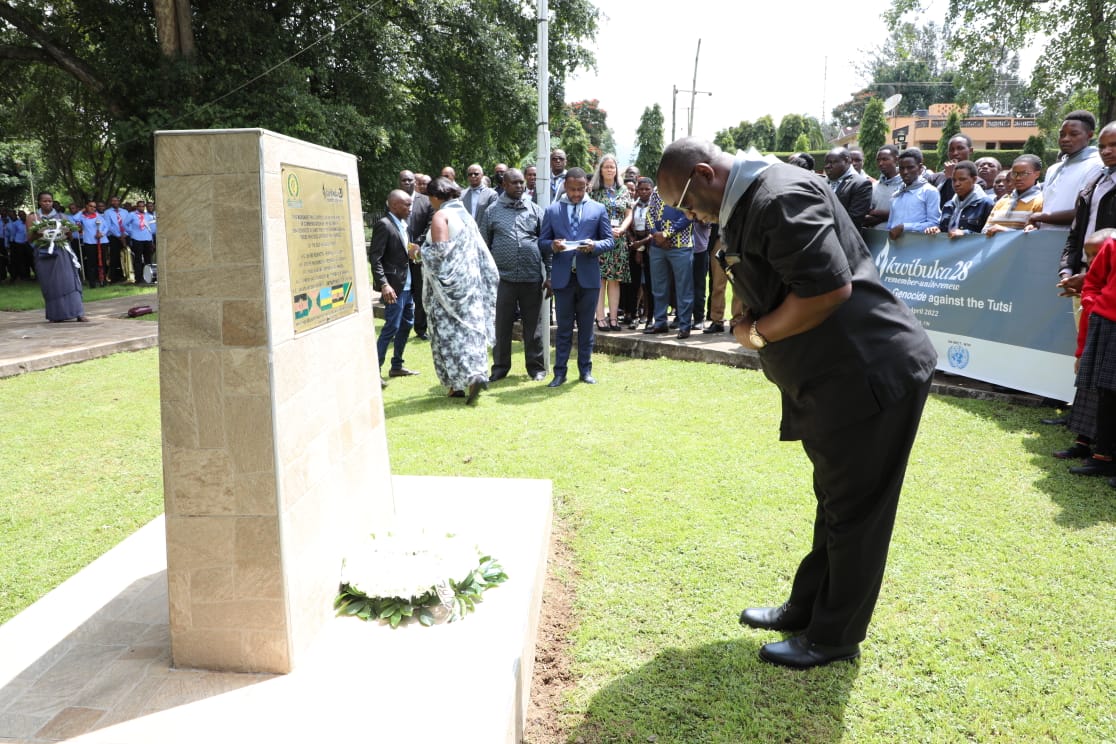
[154,128,393,673]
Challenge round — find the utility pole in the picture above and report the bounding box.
[672,40,712,142]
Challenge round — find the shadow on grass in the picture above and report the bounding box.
[933,395,1116,528]
[566,638,858,744]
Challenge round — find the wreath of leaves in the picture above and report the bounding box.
[334,556,508,628]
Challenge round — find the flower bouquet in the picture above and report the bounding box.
[29,217,72,252]
[335,529,508,628]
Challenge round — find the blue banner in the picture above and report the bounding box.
[864,229,1077,401]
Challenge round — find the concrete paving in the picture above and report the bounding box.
[0,294,158,379]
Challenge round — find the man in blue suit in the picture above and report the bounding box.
[538,167,615,386]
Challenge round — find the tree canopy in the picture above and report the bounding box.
[858,98,889,178]
[0,0,599,207]
[633,104,663,177]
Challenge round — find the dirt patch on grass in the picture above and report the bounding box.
[522,516,578,743]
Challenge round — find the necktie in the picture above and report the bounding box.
[569,203,580,232]
[138,212,146,231]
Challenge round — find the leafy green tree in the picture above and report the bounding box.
[887,0,1115,124]
[752,115,776,151]
[936,110,962,165]
[634,104,664,177]
[714,120,755,151]
[792,133,810,152]
[858,98,889,178]
[713,129,735,152]
[804,116,827,149]
[1023,135,1046,160]
[557,112,592,171]
[565,99,616,161]
[0,0,600,205]
[776,114,807,152]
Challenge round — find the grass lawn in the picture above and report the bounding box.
[2,341,1114,742]
[0,281,154,311]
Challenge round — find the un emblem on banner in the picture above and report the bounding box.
[948,344,970,369]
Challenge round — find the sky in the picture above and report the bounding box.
[561,0,957,164]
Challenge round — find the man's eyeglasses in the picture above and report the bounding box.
[673,173,693,211]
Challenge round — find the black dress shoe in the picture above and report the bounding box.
[579,374,597,384]
[676,329,691,339]
[1069,457,1116,476]
[414,332,429,341]
[759,635,860,669]
[1053,442,1091,460]
[489,370,508,382]
[1041,416,1068,426]
[643,324,668,334]
[547,375,567,388]
[703,322,725,334]
[739,602,809,632]
[388,367,420,377]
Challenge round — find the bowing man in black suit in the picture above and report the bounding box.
[823,147,874,230]
[369,189,419,386]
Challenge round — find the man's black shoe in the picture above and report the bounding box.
[489,370,508,382]
[414,332,429,341]
[388,367,420,377]
[547,375,567,388]
[1069,457,1116,476]
[677,329,691,339]
[703,322,725,334]
[579,374,597,384]
[759,636,860,670]
[643,324,668,334]
[1041,417,1068,426]
[1053,442,1091,460]
[739,602,809,632]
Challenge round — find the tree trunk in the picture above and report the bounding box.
[153,0,195,58]
[175,0,195,58]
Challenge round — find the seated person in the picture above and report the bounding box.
[984,155,1044,235]
[925,161,994,238]
[887,148,942,239]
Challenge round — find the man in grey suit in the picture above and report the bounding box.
[462,164,497,221]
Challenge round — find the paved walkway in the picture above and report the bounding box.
[0,294,158,379]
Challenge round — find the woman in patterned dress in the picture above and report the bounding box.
[589,155,633,331]
[415,177,500,405]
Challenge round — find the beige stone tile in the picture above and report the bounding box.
[233,564,283,600]
[234,517,280,569]
[71,656,146,710]
[170,265,264,301]
[234,472,277,516]
[136,622,171,648]
[189,567,236,603]
[158,299,222,350]
[0,711,50,739]
[158,348,191,402]
[190,600,286,633]
[156,135,212,177]
[220,348,269,396]
[159,396,197,449]
[63,619,147,648]
[164,447,234,517]
[222,300,266,347]
[164,516,236,571]
[269,340,311,405]
[224,395,274,475]
[210,133,260,175]
[171,629,243,671]
[166,569,191,630]
[187,349,225,449]
[241,633,290,673]
[92,676,165,728]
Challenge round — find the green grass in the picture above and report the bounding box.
[2,341,1114,742]
[0,281,155,311]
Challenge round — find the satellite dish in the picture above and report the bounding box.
[883,93,903,115]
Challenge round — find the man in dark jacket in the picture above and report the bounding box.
[658,137,936,670]
[369,189,419,386]
[823,147,873,229]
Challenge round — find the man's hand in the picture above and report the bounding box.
[984,224,1007,237]
[543,279,552,299]
[577,241,595,253]
[381,284,397,304]
[553,238,566,252]
[888,225,904,240]
[1057,274,1085,297]
[652,231,669,247]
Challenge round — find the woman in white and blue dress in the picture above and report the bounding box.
[414,177,499,404]
[26,192,86,323]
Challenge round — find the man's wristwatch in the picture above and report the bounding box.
[749,320,769,349]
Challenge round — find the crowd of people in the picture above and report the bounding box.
[1,192,157,322]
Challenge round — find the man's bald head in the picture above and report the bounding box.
[657,137,732,224]
[386,189,412,220]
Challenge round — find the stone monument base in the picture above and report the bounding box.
[0,476,552,744]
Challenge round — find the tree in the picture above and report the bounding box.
[633,104,664,177]
[556,111,592,170]
[1023,135,1046,160]
[858,98,889,178]
[887,0,1115,124]
[792,133,811,152]
[936,110,962,165]
[752,115,776,152]
[776,114,807,152]
[713,120,755,152]
[713,129,735,152]
[564,99,616,160]
[0,0,601,204]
